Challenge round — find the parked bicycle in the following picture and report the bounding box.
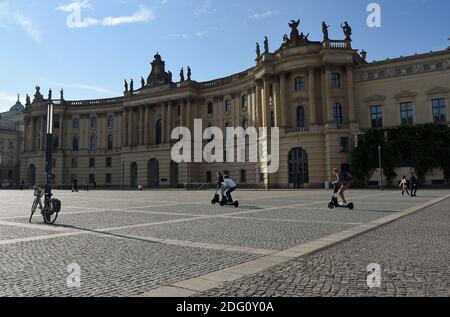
[29,186,62,225]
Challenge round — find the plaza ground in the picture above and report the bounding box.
[0,188,448,297]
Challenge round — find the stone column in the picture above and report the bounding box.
[234,93,241,127]
[308,68,317,126]
[273,79,281,127]
[122,109,128,147]
[144,105,150,145]
[180,100,186,128]
[186,99,192,130]
[279,73,287,128]
[40,116,46,151]
[139,106,145,145]
[347,65,356,123]
[166,102,172,143]
[255,83,262,128]
[30,118,35,152]
[324,67,334,124]
[263,78,271,127]
[59,115,64,149]
[128,108,133,147]
[161,103,167,143]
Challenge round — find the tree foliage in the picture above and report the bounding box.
[352,124,450,185]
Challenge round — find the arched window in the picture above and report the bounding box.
[90,135,97,152]
[297,106,305,128]
[107,135,113,150]
[72,137,79,151]
[333,103,343,125]
[107,115,114,128]
[155,119,162,145]
[91,117,97,129]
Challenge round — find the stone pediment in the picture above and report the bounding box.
[395,90,417,99]
[364,94,386,102]
[425,86,450,95]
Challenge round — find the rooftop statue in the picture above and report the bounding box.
[141,77,145,88]
[256,43,261,59]
[289,19,300,42]
[187,66,192,81]
[322,22,330,41]
[48,88,52,101]
[26,94,31,106]
[130,79,134,93]
[34,86,44,102]
[341,21,352,41]
[60,89,64,100]
[264,36,269,53]
[124,79,128,92]
[147,52,172,87]
[180,67,185,82]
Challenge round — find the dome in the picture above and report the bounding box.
[10,94,25,113]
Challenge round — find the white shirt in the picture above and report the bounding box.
[224,179,237,188]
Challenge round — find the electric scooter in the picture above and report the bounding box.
[211,185,239,208]
[328,183,354,210]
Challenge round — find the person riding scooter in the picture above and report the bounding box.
[222,175,238,203]
[332,168,350,206]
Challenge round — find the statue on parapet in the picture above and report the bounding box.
[322,22,330,41]
[264,36,269,54]
[141,77,145,88]
[168,71,173,83]
[60,89,64,101]
[130,79,134,93]
[341,21,352,41]
[26,94,31,106]
[124,79,128,92]
[289,19,300,42]
[187,66,192,81]
[180,68,185,82]
[34,86,43,102]
[48,88,52,101]
[256,43,261,59]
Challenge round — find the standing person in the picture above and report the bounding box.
[72,178,78,192]
[332,168,351,206]
[399,176,411,197]
[19,180,25,191]
[410,173,418,197]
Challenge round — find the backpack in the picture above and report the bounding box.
[343,172,353,183]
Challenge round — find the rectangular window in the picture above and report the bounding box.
[242,95,248,111]
[106,157,112,168]
[340,137,350,153]
[89,174,95,184]
[73,118,80,129]
[331,73,341,88]
[370,105,383,128]
[53,121,60,129]
[89,158,95,168]
[400,102,414,125]
[206,171,212,183]
[207,102,213,115]
[225,99,231,112]
[106,174,112,184]
[240,170,247,183]
[107,116,114,128]
[432,98,447,123]
[295,77,305,92]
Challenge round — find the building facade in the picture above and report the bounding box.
[0,96,25,188]
[20,21,450,189]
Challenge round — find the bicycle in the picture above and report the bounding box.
[29,186,62,225]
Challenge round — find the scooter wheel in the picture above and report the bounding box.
[328,202,335,210]
[348,203,355,210]
[234,201,239,208]
[211,199,216,205]
[219,201,225,207]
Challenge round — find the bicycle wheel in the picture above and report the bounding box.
[29,200,38,223]
[43,199,61,225]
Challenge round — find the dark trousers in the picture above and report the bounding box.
[412,184,418,196]
[226,187,237,202]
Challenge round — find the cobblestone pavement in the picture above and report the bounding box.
[0,189,448,297]
[202,198,450,297]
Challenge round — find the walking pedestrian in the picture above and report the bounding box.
[399,176,411,197]
[410,173,418,197]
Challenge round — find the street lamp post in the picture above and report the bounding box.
[378,145,383,191]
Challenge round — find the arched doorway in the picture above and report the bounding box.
[130,162,138,188]
[288,148,309,189]
[28,164,36,186]
[147,159,160,188]
[170,161,179,188]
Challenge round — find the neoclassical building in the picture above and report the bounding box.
[20,20,450,189]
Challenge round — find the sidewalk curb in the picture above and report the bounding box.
[137,194,450,298]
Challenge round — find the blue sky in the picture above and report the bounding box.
[0,0,449,111]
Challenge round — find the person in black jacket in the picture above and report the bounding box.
[410,173,418,197]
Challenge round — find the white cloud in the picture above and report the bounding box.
[0,91,17,105]
[168,33,188,38]
[249,10,278,20]
[195,30,208,37]
[101,6,155,26]
[55,0,93,12]
[194,0,212,17]
[0,1,42,43]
